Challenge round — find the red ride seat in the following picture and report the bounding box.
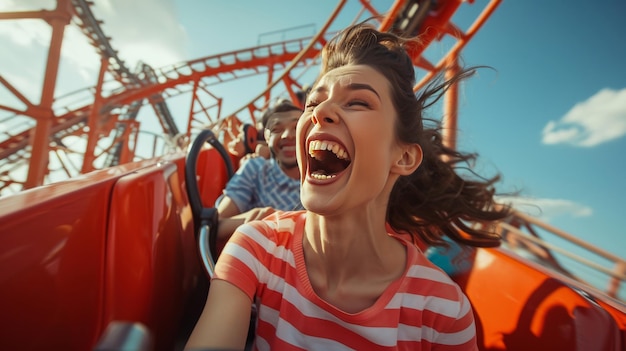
[452,247,622,351]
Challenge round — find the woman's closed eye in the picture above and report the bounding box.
[305,97,371,110]
[346,100,370,108]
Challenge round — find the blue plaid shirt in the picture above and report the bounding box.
[216,157,302,213]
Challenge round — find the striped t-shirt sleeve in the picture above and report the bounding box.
[213,221,271,299]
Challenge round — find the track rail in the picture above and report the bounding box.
[0,0,622,309]
[497,211,626,301]
[2,0,503,193]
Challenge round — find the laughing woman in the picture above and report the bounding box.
[186,21,510,351]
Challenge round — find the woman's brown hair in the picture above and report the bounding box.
[320,22,511,247]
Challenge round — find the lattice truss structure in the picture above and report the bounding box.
[0,0,501,196]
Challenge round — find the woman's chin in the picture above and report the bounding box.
[301,196,339,215]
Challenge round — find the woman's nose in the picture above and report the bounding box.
[311,101,339,125]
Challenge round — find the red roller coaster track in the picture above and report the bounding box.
[1,1,625,350]
[0,0,498,195]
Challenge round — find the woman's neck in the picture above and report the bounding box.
[302,209,407,313]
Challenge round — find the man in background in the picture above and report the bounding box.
[216,99,303,239]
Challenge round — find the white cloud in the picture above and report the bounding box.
[0,0,189,108]
[0,0,54,12]
[497,195,593,221]
[542,88,626,147]
[0,3,99,101]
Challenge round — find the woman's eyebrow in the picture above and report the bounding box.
[311,86,327,96]
[311,82,380,100]
[347,83,380,100]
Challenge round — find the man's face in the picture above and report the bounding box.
[264,110,301,170]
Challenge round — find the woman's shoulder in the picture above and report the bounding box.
[231,211,305,272]
[245,210,306,243]
[400,239,466,299]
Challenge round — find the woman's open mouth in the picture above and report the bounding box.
[307,140,351,180]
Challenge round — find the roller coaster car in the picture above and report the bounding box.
[0,130,624,351]
[1,1,623,349]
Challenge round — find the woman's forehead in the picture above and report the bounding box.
[313,65,389,94]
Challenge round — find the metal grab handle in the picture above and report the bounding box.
[198,222,216,279]
[185,129,234,277]
[185,129,234,225]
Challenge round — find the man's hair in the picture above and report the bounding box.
[261,99,302,129]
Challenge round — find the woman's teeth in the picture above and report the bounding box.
[308,140,349,160]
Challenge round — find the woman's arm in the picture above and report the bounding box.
[217,207,277,240]
[185,280,253,350]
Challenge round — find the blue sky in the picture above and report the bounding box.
[1,1,625,296]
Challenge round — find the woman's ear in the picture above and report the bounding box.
[392,143,422,176]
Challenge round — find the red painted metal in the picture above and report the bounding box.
[0,169,117,349]
[443,59,460,150]
[3,0,492,192]
[103,156,202,351]
[24,0,73,189]
[0,149,231,350]
[457,248,625,350]
[1,1,624,350]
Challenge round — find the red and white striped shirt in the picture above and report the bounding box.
[214,211,478,351]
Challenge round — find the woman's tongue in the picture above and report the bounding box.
[311,150,350,177]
